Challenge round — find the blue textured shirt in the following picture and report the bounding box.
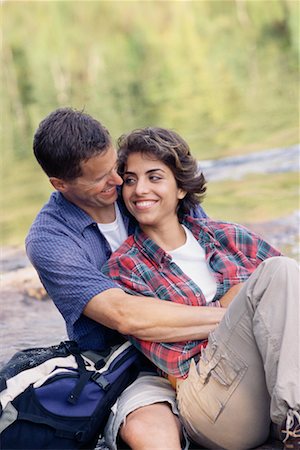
[26,191,207,350]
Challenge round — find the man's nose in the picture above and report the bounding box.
[108,169,123,186]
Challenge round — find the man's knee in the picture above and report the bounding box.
[120,403,182,449]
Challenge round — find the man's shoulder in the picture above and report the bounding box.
[26,192,65,239]
[26,192,93,242]
[25,193,93,265]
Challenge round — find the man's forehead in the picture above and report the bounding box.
[80,146,117,174]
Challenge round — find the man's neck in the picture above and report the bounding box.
[68,199,116,224]
[88,204,116,224]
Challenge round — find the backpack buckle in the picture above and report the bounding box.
[91,373,110,391]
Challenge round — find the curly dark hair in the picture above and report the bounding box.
[33,107,111,180]
[117,127,206,216]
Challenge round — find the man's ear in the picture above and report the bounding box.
[178,188,187,200]
[49,177,68,193]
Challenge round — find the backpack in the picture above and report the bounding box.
[0,340,141,449]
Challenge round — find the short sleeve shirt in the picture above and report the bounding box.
[26,192,131,350]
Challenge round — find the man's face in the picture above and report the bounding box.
[59,146,123,216]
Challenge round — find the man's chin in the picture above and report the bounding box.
[97,192,118,205]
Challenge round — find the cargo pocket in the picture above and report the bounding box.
[187,333,247,424]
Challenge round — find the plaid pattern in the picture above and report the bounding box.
[103,217,281,378]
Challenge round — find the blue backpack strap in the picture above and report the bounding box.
[63,341,93,405]
[67,370,92,405]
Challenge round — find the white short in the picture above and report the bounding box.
[102,372,183,450]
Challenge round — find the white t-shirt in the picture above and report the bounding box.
[97,204,128,252]
[169,225,217,303]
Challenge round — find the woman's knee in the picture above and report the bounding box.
[261,256,297,271]
[255,256,298,287]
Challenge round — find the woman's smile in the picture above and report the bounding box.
[133,200,158,210]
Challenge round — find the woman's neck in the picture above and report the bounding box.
[141,218,186,252]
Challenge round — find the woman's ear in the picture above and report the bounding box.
[177,188,187,200]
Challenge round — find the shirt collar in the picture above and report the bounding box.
[132,216,220,265]
[54,192,94,232]
[182,215,220,246]
[133,227,172,266]
[53,191,133,234]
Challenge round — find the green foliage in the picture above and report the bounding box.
[205,172,299,223]
[2,0,299,158]
[1,159,52,246]
[1,0,299,245]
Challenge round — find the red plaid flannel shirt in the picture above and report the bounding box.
[102,217,281,378]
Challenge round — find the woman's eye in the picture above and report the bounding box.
[123,177,136,185]
[149,175,161,181]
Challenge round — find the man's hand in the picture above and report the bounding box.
[219,283,244,308]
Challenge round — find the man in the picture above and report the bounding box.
[26,108,226,450]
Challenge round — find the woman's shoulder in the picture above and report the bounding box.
[186,215,246,231]
[111,235,137,258]
[102,235,138,274]
[185,216,255,242]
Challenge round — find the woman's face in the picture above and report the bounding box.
[122,152,186,228]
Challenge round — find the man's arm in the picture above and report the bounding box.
[83,288,225,342]
[27,233,224,342]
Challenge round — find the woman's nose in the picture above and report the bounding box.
[134,178,149,195]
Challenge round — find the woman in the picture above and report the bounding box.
[102,127,299,449]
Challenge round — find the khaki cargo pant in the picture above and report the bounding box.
[177,257,300,449]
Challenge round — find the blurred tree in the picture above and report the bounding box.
[2,0,298,160]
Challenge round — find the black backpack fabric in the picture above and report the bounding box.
[0,340,140,449]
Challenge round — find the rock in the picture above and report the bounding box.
[1,265,48,300]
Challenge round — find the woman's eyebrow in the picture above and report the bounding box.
[124,168,165,175]
[146,168,165,174]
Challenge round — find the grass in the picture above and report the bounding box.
[204,172,299,223]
